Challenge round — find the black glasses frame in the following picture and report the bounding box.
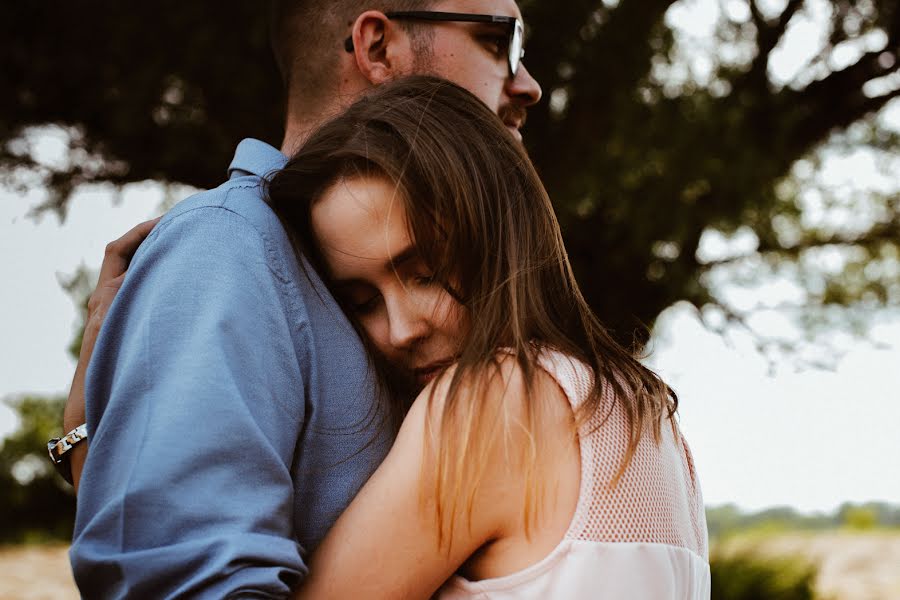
[343,10,525,77]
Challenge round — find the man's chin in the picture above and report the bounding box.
[507,126,523,142]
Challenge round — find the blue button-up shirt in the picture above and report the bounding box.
[71,139,392,599]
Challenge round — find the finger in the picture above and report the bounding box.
[87,272,128,318]
[97,216,161,284]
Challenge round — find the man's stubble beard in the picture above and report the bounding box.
[407,39,528,134]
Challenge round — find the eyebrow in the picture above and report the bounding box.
[331,244,420,288]
[384,245,419,272]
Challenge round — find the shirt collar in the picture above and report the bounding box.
[227,138,288,180]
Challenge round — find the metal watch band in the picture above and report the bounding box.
[47,424,88,485]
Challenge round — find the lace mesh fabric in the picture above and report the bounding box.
[537,350,709,560]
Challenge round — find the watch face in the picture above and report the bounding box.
[48,439,60,461]
[47,435,78,484]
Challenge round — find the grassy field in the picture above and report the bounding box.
[0,544,78,600]
[713,530,900,600]
[2,531,899,599]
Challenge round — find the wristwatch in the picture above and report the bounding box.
[47,424,88,485]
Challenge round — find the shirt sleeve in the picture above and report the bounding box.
[70,200,308,599]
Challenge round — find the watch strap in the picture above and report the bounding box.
[47,424,88,485]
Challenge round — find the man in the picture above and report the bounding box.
[63,1,541,597]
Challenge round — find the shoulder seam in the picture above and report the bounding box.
[149,200,293,285]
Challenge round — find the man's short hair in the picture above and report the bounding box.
[270,1,436,106]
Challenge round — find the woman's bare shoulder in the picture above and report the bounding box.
[415,353,572,427]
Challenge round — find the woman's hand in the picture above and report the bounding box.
[64,216,161,493]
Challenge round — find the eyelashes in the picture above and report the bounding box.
[347,274,438,315]
[351,296,380,315]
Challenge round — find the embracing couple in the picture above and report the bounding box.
[56,1,710,598]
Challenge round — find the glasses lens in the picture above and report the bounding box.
[509,20,524,76]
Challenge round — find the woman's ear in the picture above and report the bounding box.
[350,11,412,85]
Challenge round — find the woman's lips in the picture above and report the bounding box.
[413,360,453,384]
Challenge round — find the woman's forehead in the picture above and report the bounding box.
[312,175,414,272]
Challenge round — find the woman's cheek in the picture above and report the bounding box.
[436,290,468,338]
[361,314,392,357]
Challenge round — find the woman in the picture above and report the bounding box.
[71,76,709,598]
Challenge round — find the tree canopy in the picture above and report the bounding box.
[3,0,898,345]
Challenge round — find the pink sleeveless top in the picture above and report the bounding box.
[435,350,710,599]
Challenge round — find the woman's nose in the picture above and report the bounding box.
[387,293,430,350]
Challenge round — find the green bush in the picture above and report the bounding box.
[841,505,878,530]
[710,552,818,600]
[0,395,76,544]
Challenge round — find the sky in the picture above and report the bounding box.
[2,0,899,514]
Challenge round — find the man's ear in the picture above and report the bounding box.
[350,11,411,85]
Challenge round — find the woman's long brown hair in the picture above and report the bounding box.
[267,75,678,548]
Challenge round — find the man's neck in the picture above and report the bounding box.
[279,98,353,156]
[280,118,320,157]
[280,79,371,156]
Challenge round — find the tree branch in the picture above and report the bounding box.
[694,300,849,374]
[699,216,900,269]
[742,0,805,91]
[540,0,680,188]
[782,51,900,153]
[849,83,900,124]
[885,0,900,45]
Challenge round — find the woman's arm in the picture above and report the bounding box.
[63,217,160,493]
[294,361,535,600]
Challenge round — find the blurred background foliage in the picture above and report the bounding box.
[710,553,818,600]
[2,0,898,350]
[707,501,900,537]
[2,0,900,596]
[0,394,74,543]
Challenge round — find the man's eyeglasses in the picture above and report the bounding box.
[344,11,526,78]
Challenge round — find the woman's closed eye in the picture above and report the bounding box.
[351,294,381,315]
[343,275,434,315]
[339,284,381,315]
[412,273,435,286]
